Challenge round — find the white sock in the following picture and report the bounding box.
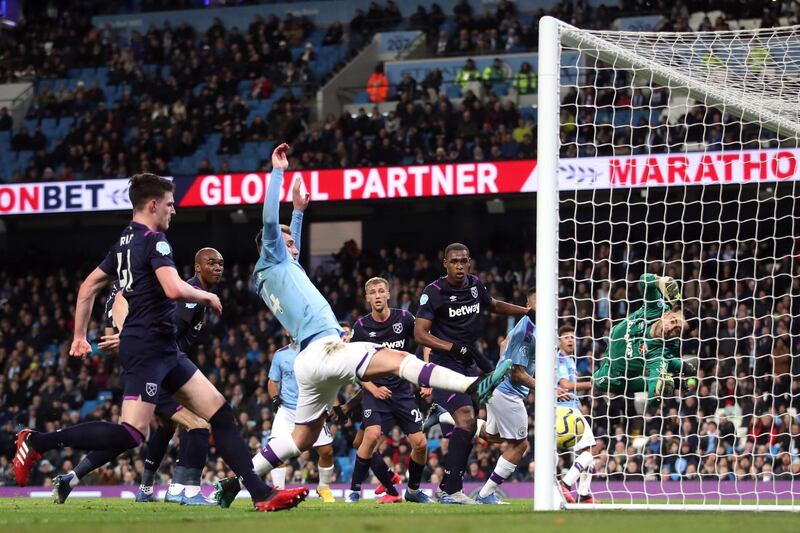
[475,419,486,438]
[168,482,185,496]
[68,470,80,488]
[399,354,475,392]
[183,485,200,498]
[318,465,334,488]
[271,467,287,489]
[563,450,593,487]
[479,456,517,498]
[439,411,456,426]
[252,436,301,477]
[578,465,595,497]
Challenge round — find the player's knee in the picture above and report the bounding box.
[318,444,334,461]
[361,425,382,447]
[409,432,427,452]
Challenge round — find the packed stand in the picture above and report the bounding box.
[1,235,799,486]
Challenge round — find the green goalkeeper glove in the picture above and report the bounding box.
[657,276,681,306]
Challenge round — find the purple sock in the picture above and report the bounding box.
[441,427,473,495]
[350,454,371,492]
[178,428,210,471]
[408,458,425,490]
[30,422,142,453]
[74,449,126,479]
[143,425,173,478]
[209,404,271,502]
[370,453,398,496]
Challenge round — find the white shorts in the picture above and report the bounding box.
[270,405,333,447]
[485,389,529,440]
[294,335,381,424]
[573,415,596,451]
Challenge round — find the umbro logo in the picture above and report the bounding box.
[369,332,377,337]
[449,295,457,301]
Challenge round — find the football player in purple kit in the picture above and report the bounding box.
[51,248,223,506]
[13,173,306,512]
[347,277,435,504]
[414,243,533,504]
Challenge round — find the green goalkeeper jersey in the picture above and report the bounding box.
[607,273,677,363]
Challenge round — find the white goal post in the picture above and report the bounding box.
[535,16,800,512]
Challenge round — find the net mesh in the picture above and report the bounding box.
[555,24,800,509]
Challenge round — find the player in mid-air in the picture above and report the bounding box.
[212,144,512,508]
[414,243,533,504]
[13,173,306,512]
[347,277,434,504]
[555,325,601,504]
[268,340,338,502]
[52,248,223,505]
[592,273,694,406]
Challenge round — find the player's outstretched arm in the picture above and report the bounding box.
[261,143,290,259]
[290,177,309,254]
[71,267,115,357]
[155,266,222,314]
[489,298,530,318]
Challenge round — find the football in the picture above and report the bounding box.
[555,406,585,450]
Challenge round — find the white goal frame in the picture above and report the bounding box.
[534,15,800,513]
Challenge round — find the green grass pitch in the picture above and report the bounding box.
[0,498,798,533]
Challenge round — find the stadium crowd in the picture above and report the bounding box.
[6,0,799,182]
[1,235,799,488]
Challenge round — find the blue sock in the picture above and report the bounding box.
[177,428,209,486]
[209,404,271,502]
[143,425,173,485]
[350,454,371,492]
[74,449,126,480]
[370,453,398,496]
[441,427,473,495]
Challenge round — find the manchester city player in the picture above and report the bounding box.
[414,243,532,504]
[13,173,306,512]
[212,144,512,508]
[347,277,434,504]
[555,325,600,504]
[268,341,337,502]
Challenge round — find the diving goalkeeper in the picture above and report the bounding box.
[592,273,694,405]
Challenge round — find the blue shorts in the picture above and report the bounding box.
[120,335,197,412]
[362,386,423,436]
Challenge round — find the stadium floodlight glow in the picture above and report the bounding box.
[536,16,800,512]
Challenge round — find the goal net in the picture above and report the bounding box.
[534,17,800,512]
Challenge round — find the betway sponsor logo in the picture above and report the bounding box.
[381,339,406,349]
[448,303,480,318]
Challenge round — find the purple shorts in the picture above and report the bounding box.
[120,337,197,411]
[362,387,423,436]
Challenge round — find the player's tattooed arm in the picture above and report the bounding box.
[509,364,536,389]
[268,379,282,411]
[71,267,115,358]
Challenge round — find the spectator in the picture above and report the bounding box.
[250,76,274,100]
[482,57,507,87]
[421,68,443,99]
[0,107,12,131]
[322,23,344,46]
[367,63,389,103]
[512,61,537,95]
[455,58,482,91]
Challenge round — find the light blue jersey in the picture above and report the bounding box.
[253,169,342,345]
[268,344,299,410]
[556,351,581,409]
[496,316,536,399]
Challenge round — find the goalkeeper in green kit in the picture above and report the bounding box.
[592,273,695,406]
